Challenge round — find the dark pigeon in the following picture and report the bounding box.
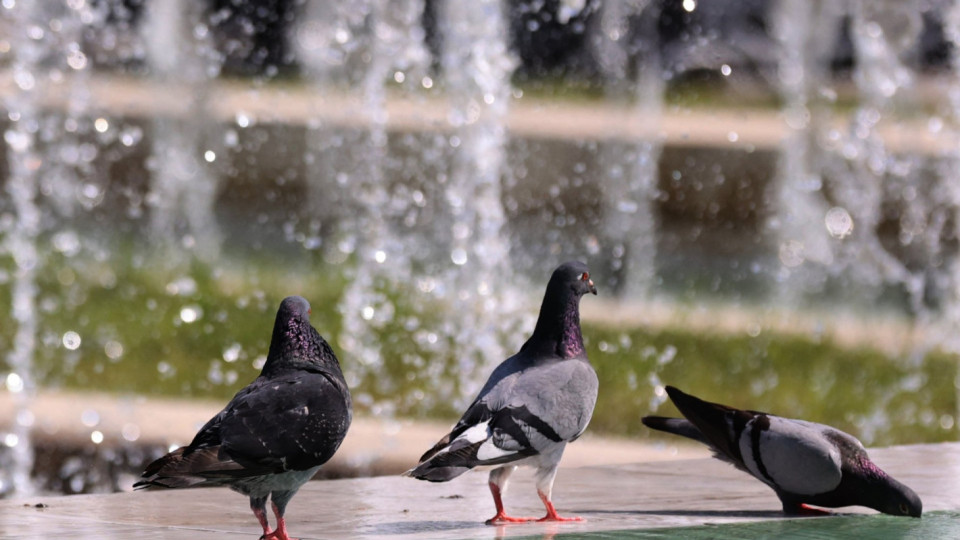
[405,261,599,524]
[642,386,922,517]
[135,296,352,540]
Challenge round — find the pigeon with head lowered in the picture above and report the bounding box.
[405,261,599,524]
[135,296,352,540]
[642,386,922,517]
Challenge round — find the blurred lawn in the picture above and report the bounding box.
[4,249,957,448]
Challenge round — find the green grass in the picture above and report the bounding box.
[3,248,957,447]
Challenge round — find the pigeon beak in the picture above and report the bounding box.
[588,279,597,295]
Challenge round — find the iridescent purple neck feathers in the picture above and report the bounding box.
[526,262,594,360]
[263,296,338,374]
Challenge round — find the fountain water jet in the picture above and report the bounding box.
[592,0,663,298]
[0,0,100,497]
[436,0,529,402]
[142,0,222,263]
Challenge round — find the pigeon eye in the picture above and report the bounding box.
[899,503,909,514]
[581,272,589,281]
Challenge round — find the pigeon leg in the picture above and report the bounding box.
[485,466,534,525]
[260,498,302,540]
[781,499,832,516]
[257,501,297,540]
[534,464,582,522]
[250,496,274,539]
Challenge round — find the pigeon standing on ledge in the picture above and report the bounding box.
[406,261,599,524]
[642,386,922,517]
[135,296,352,540]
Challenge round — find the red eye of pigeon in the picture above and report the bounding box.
[581,272,589,281]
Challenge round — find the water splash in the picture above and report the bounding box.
[437,0,526,402]
[770,0,845,300]
[593,0,662,298]
[298,0,433,414]
[142,0,222,263]
[1,1,46,498]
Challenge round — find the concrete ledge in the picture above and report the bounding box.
[1,390,708,483]
[2,443,956,538]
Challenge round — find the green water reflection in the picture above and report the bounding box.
[523,511,960,539]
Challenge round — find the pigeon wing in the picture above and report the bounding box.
[217,369,352,472]
[738,416,843,495]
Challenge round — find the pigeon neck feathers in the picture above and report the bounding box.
[263,296,340,375]
[525,262,592,360]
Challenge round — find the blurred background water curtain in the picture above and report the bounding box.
[1,0,959,496]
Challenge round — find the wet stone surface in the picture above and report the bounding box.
[1,443,957,539]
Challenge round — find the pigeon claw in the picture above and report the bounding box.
[537,514,584,522]
[797,504,832,516]
[536,491,584,522]
[485,513,536,525]
[260,532,298,540]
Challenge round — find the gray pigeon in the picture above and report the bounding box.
[405,261,598,524]
[135,296,352,540]
[642,386,922,517]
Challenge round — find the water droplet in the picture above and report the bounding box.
[180,305,201,323]
[374,250,387,264]
[80,409,100,427]
[63,331,82,350]
[67,49,87,70]
[104,340,123,360]
[825,207,854,239]
[122,423,141,442]
[779,240,805,268]
[451,248,468,265]
[90,431,104,444]
[682,0,696,12]
[119,125,143,147]
[52,230,81,256]
[16,409,34,427]
[6,373,23,393]
[94,118,109,133]
[361,306,375,320]
[720,64,732,77]
[4,129,31,152]
[204,150,216,162]
[165,277,197,296]
[223,343,242,363]
[14,69,34,91]
[4,433,19,448]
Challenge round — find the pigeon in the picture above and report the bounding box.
[134,296,352,540]
[642,386,922,517]
[405,261,599,524]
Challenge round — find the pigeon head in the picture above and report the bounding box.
[264,296,336,373]
[854,460,923,518]
[526,261,596,359]
[551,261,598,298]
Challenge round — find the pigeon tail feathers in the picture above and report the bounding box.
[641,416,710,446]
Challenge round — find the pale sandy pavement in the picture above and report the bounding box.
[0,390,708,480]
[1,443,956,539]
